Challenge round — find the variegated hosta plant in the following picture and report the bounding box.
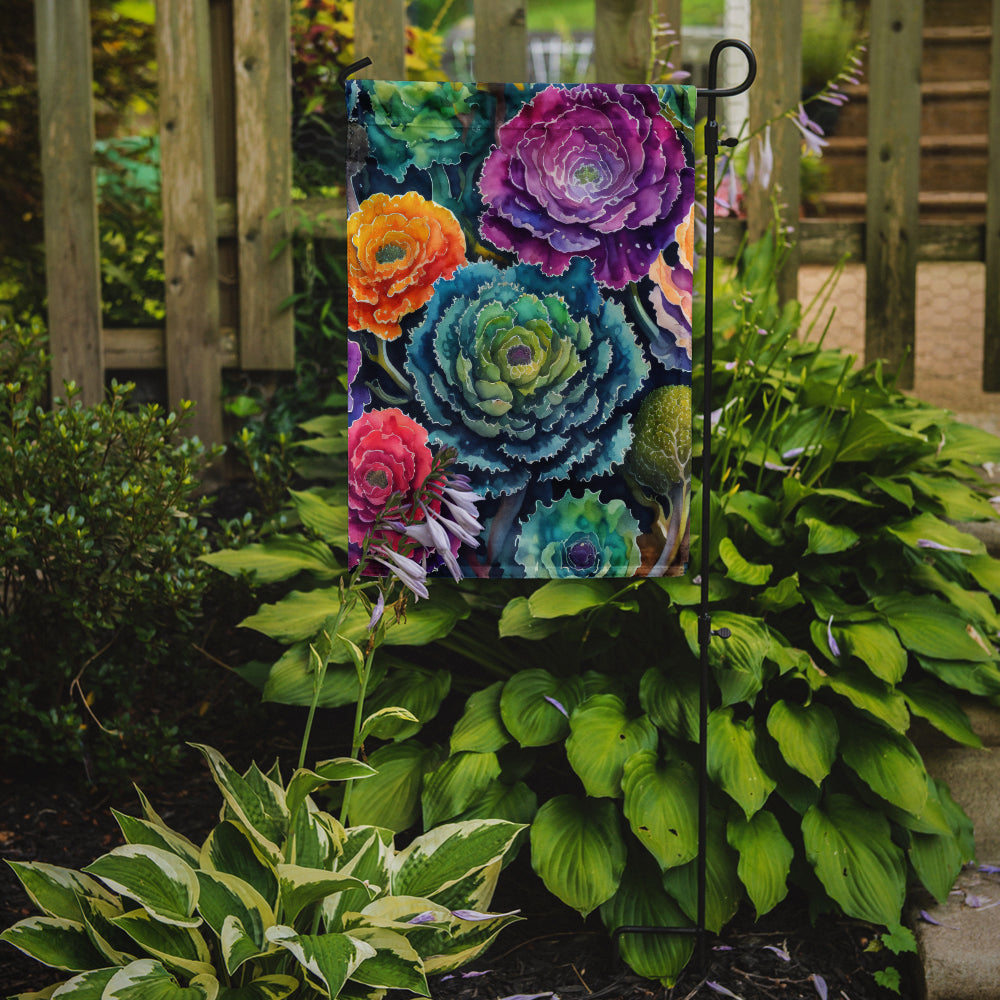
[1,744,524,1000]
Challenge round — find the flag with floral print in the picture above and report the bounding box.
[346,79,696,579]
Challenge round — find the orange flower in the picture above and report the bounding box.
[348,191,466,341]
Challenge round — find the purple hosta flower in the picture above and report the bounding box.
[827,615,842,658]
[367,590,385,631]
[451,908,521,921]
[791,104,828,156]
[763,944,790,962]
[917,538,973,554]
[746,125,774,190]
[811,974,828,1000]
[479,83,695,289]
[407,911,439,925]
[348,339,371,423]
[402,473,485,582]
[369,542,429,600]
[706,983,742,999]
[715,155,742,216]
[544,695,569,717]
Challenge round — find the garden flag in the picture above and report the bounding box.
[346,80,696,579]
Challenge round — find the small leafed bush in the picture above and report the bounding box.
[1,744,524,998]
[0,317,218,782]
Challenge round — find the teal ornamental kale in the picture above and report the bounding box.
[354,79,495,182]
[404,258,649,497]
[479,83,695,289]
[515,490,642,577]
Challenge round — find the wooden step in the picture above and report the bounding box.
[822,134,989,193]
[813,190,987,222]
[921,0,992,28]
[833,80,991,137]
[922,25,993,83]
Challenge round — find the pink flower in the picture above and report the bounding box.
[348,408,433,547]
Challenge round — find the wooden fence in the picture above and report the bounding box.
[33,0,1000,444]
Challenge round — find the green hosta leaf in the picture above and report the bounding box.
[803,517,859,556]
[707,708,776,818]
[322,830,393,931]
[565,695,658,798]
[360,706,421,742]
[910,562,1000,633]
[802,793,906,926]
[200,536,340,584]
[839,718,929,816]
[755,573,805,614]
[346,926,428,994]
[111,908,214,978]
[39,966,117,998]
[288,487,348,545]
[530,795,626,917]
[424,906,522,975]
[909,827,965,905]
[261,644,385,709]
[499,670,585,747]
[935,421,1000,464]
[916,655,1000,697]
[901,680,982,748]
[450,682,511,754]
[346,740,442,832]
[875,594,995,662]
[621,751,698,871]
[216,975,299,1000]
[727,811,793,918]
[966,553,1000,597]
[866,474,914,509]
[112,812,201,868]
[497,597,564,639]
[393,820,524,901]
[906,472,998,521]
[765,700,838,786]
[195,871,273,974]
[718,537,772,586]
[276,865,374,925]
[661,811,741,933]
[526,578,620,618]
[363,668,451,740]
[834,409,927,463]
[218,915,269,981]
[285,759,375,823]
[681,610,770,706]
[421,751,502,828]
[724,490,784,546]
[834,621,907,684]
[102,959,218,1000]
[639,663,699,742]
[599,853,694,987]
[4,862,118,923]
[83,846,200,928]
[0,916,107,971]
[190,746,287,862]
[453,779,538,827]
[886,512,985,556]
[264,926,375,998]
[812,662,910,732]
[200,822,278,910]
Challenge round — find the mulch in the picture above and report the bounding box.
[0,746,913,1000]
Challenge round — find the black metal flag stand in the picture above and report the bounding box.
[612,38,756,972]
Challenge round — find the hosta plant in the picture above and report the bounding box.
[1,743,523,999]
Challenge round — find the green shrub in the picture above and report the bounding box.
[1,743,524,998]
[0,317,220,783]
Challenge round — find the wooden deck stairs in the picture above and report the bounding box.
[816,0,992,222]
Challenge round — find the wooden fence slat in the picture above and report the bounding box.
[354,0,406,80]
[474,0,527,81]
[34,0,103,405]
[594,0,656,83]
[983,0,1000,390]
[864,0,923,390]
[233,0,294,370]
[746,0,802,305]
[157,0,223,445]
